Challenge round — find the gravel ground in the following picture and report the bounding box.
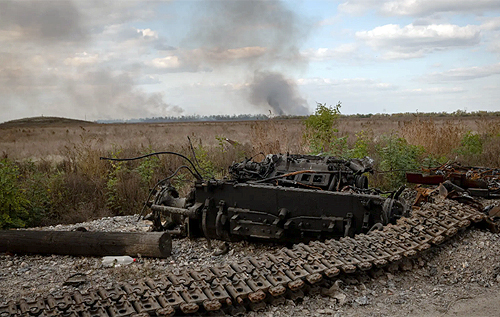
[2,201,500,316]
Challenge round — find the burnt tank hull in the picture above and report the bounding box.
[151,180,406,243]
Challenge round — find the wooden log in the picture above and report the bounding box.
[0,230,172,258]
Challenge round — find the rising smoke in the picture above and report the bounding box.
[0,0,182,121]
[0,0,312,121]
[249,71,309,116]
[188,0,312,115]
[0,0,86,42]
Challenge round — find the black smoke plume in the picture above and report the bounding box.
[188,0,312,115]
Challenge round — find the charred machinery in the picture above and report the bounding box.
[147,154,407,243]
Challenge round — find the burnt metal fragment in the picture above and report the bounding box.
[407,162,500,198]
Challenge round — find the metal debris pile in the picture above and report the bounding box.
[407,162,500,198]
[407,162,500,232]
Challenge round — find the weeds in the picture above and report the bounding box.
[136,147,161,185]
[250,120,303,155]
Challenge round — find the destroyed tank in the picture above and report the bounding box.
[148,154,408,243]
[2,154,491,316]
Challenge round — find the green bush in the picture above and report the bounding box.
[136,148,161,186]
[378,135,426,190]
[456,131,483,156]
[17,161,51,226]
[304,102,346,155]
[348,130,370,159]
[0,159,30,228]
[193,142,218,179]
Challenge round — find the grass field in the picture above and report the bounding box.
[1,114,500,229]
[2,115,498,160]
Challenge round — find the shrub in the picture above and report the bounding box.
[455,131,482,159]
[303,102,346,155]
[0,159,30,228]
[136,147,161,186]
[250,120,303,154]
[348,130,371,159]
[17,161,51,226]
[377,135,426,190]
[193,141,219,179]
[480,135,500,167]
[105,152,145,215]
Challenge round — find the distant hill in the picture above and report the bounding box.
[0,116,95,128]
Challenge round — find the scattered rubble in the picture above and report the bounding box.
[1,207,500,316]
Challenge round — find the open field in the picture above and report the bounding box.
[1,114,500,229]
[2,115,500,162]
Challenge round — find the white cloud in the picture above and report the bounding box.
[381,0,500,16]
[137,28,158,39]
[302,44,358,61]
[195,47,267,61]
[148,56,181,69]
[480,17,500,31]
[356,23,481,59]
[403,87,465,94]
[63,52,100,66]
[144,47,270,74]
[425,63,500,81]
[318,16,341,26]
[298,77,396,90]
[339,0,500,16]
[490,40,500,54]
[382,51,425,59]
[338,0,378,15]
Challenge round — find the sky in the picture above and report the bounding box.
[1,0,499,122]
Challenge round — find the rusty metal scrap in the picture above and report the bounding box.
[412,182,484,211]
[406,162,500,198]
[483,205,500,233]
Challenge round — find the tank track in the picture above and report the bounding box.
[0,200,486,317]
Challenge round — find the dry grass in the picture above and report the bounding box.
[2,115,500,227]
[400,118,465,158]
[1,116,492,162]
[250,120,305,155]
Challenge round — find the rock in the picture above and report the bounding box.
[400,259,413,271]
[333,292,347,306]
[429,267,438,276]
[317,308,335,315]
[344,277,358,285]
[354,296,370,306]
